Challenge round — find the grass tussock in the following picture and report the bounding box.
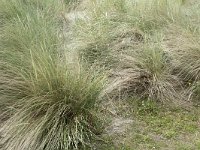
[164,25,200,80]
[163,24,200,100]
[106,44,182,102]
[0,62,106,150]
[0,0,107,149]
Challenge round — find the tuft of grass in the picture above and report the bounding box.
[0,0,107,149]
[0,61,106,150]
[163,24,200,101]
[107,44,182,102]
[176,37,200,81]
[132,46,180,102]
[166,26,200,81]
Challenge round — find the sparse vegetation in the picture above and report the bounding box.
[1,0,200,149]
